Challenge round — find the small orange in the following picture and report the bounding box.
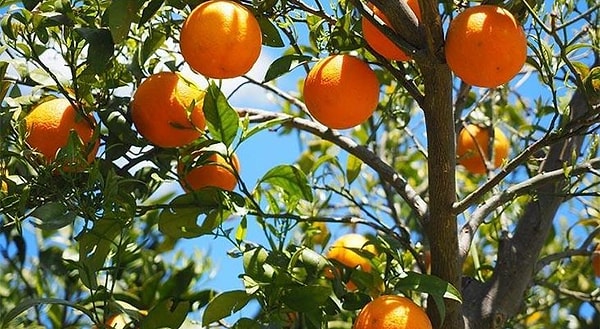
[24,98,98,168]
[592,244,600,277]
[457,124,509,174]
[180,0,262,79]
[178,151,240,192]
[325,233,377,290]
[303,55,380,129]
[130,72,206,148]
[445,5,527,88]
[353,295,432,329]
[361,0,421,61]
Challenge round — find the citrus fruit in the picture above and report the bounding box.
[326,233,377,290]
[361,0,421,61]
[308,221,329,245]
[444,5,527,88]
[303,54,380,129]
[353,295,432,329]
[180,0,262,79]
[457,124,509,174]
[24,98,98,168]
[592,244,600,277]
[130,72,206,148]
[178,151,240,192]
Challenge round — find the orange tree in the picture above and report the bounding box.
[0,0,599,328]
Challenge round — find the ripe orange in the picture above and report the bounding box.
[361,0,421,61]
[178,151,240,192]
[24,98,98,167]
[353,295,432,329]
[592,244,600,277]
[326,233,377,290]
[457,124,509,174]
[180,0,262,79]
[130,72,206,148]
[303,55,380,129]
[444,5,527,88]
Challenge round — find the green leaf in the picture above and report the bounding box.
[75,27,114,74]
[107,0,138,43]
[259,164,313,202]
[264,54,312,82]
[1,298,94,329]
[139,29,167,66]
[235,216,247,242]
[233,318,261,329]
[29,202,76,230]
[139,0,165,25]
[158,191,227,239]
[241,116,290,142]
[140,299,190,329]
[0,61,11,102]
[394,271,462,325]
[243,247,276,282]
[77,218,121,289]
[202,290,253,326]
[159,263,196,299]
[203,82,240,147]
[22,0,41,10]
[346,154,362,184]
[257,16,284,47]
[281,285,332,312]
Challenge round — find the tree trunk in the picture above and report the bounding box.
[462,84,596,328]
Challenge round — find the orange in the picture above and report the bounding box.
[308,221,329,245]
[24,98,98,168]
[444,5,527,88]
[130,72,206,148]
[361,0,421,61]
[457,124,509,174]
[178,151,240,192]
[303,55,380,129]
[180,0,262,79]
[592,244,600,277]
[353,295,432,329]
[326,233,377,290]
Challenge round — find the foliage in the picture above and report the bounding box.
[0,0,599,328]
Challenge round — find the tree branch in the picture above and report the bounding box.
[458,157,600,263]
[462,70,600,328]
[236,107,429,220]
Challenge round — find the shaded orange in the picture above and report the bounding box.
[131,72,206,148]
[180,0,262,79]
[25,98,98,167]
[457,124,509,174]
[325,233,377,290]
[445,5,527,88]
[353,295,432,329]
[178,152,240,192]
[361,0,421,61]
[303,55,380,129]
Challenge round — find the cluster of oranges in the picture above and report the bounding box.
[14,1,530,327]
[24,0,259,190]
[21,1,523,181]
[323,233,433,329]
